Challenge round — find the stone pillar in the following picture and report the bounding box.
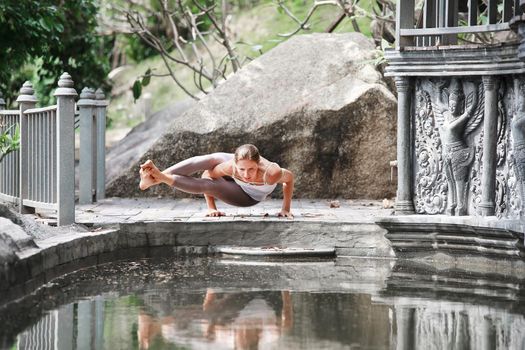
[479,76,499,216]
[394,76,415,214]
[95,89,108,201]
[78,87,96,204]
[16,82,37,214]
[54,73,78,225]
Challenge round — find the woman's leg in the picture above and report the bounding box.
[140,154,258,207]
[170,175,258,207]
[139,153,232,190]
[164,152,233,176]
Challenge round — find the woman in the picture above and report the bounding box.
[139,144,294,218]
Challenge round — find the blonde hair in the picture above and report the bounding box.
[234,144,260,163]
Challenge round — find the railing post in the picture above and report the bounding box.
[423,0,437,46]
[95,88,108,201]
[53,73,77,225]
[443,0,458,45]
[487,0,498,24]
[78,88,96,204]
[396,0,415,50]
[16,82,37,214]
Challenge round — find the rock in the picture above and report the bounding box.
[106,33,397,199]
[0,217,36,264]
[105,99,195,185]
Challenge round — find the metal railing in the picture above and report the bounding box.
[0,73,107,225]
[396,0,524,49]
[0,110,20,203]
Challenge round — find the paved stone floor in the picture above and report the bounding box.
[73,197,394,226]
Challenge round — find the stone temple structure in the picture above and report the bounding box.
[378,0,525,257]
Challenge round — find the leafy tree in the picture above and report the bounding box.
[0,0,111,107]
[109,0,260,101]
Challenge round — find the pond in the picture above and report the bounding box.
[1,255,525,350]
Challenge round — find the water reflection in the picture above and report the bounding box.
[8,291,391,349]
[3,257,525,349]
[392,305,525,350]
[138,290,292,349]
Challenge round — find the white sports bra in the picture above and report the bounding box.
[232,162,281,201]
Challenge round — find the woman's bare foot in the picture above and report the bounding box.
[139,160,162,190]
[139,168,159,190]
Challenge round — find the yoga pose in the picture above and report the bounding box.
[139,144,294,218]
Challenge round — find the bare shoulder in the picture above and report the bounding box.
[264,162,291,185]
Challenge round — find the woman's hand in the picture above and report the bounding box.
[206,209,226,217]
[278,210,294,219]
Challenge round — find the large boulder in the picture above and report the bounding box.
[106,33,397,199]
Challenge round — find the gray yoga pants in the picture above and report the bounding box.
[165,152,259,207]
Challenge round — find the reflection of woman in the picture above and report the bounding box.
[202,289,293,349]
[137,290,293,350]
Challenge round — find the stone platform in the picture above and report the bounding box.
[73,197,393,225]
[71,197,395,258]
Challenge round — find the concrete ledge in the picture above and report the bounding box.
[119,220,394,257]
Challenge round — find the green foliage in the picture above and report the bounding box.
[0,124,20,163]
[132,68,152,102]
[132,80,143,102]
[0,0,111,107]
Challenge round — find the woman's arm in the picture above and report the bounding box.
[202,161,232,216]
[278,169,294,218]
[201,170,224,216]
[265,163,294,218]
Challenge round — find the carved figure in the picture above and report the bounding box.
[431,79,484,216]
[511,79,525,214]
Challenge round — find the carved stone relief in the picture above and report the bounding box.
[414,78,484,216]
[413,75,525,218]
[414,85,447,214]
[510,76,525,217]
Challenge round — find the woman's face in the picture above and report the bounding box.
[235,159,259,182]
